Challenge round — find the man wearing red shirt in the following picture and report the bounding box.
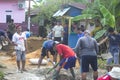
[52,42,77,80]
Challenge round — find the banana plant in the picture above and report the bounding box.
[71,14,100,21]
[94,29,106,40]
[99,4,115,28]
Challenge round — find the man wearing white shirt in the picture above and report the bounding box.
[52,21,64,43]
[12,25,27,73]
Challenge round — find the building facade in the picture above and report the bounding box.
[0,0,25,23]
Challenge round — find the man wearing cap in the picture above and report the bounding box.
[37,40,57,69]
[12,25,27,73]
[74,30,99,80]
[97,67,120,80]
[52,42,77,80]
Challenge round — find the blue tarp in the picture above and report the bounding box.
[68,33,79,48]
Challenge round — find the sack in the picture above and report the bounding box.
[101,52,112,59]
[29,58,48,65]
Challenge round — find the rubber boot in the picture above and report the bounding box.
[52,70,59,80]
[70,68,75,80]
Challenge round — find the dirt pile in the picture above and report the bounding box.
[6,49,41,65]
[27,37,44,53]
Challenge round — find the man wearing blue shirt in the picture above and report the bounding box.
[38,40,57,68]
[77,27,84,38]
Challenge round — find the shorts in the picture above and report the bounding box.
[16,50,26,61]
[54,37,61,42]
[81,55,98,72]
[41,47,55,57]
[59,56,76,70]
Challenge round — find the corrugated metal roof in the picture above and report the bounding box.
[53,7,70,17]
[68,3,86,10]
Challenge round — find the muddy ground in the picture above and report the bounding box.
[0,37,107,80]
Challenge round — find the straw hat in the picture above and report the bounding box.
[109,67,120,79]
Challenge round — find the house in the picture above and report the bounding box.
[0,0,39,35]
[0,0,25,23]
[53,3,86,17]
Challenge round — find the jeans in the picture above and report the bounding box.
[107,46,119,64]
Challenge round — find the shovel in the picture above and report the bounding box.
[44,62,59,79]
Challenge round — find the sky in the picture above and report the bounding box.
[25,1,35,8]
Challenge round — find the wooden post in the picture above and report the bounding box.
[28,0,31,31]
[68,17,72,35]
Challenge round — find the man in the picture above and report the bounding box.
[97,66,120,80]
[52,21,64,42]
[99,27,120,65]
[38,40,57,69]
[12,25,27,73]
[0,29,11,47]
[23,29,31,39]
[63,23,68,45]
[8,19,16,40]
[77,27,84,38]
[74,30,99,80]
[52,42,77,80]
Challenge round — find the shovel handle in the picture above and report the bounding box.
[46,62,59,74]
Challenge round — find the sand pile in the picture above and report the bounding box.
[3,36,44,65]
[5,49,41,65]
[26,49,41,59]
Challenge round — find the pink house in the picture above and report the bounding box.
[0,0,25,23]
[0,0,39,35]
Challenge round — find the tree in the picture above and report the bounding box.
[72,0,120,29]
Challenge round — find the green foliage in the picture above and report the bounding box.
[98,59,106,69]
[72,14,100,21]
[73,0,120,29]
[99,4,115,28]
[33,0,71,20]
[31,16,40,24]
[0,71,4,80]
[31,0,80,25]
[94,29,106,40]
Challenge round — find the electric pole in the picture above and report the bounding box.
[28,0,31,31]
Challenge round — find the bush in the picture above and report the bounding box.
[0,71,4,80]
[98,58,106,69]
